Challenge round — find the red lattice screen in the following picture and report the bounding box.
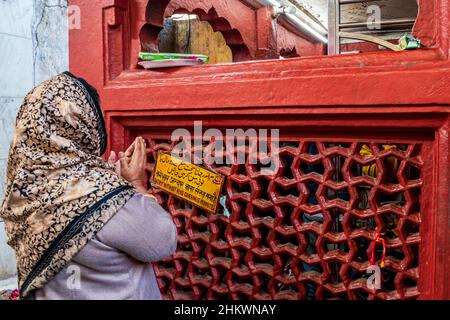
[144,138,423,300]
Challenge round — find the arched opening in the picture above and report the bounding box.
[140,6,252,63]
[157,13,233,64]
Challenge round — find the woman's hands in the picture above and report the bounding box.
[108,137,148,194]
[119,137,147,185]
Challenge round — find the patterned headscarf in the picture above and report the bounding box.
[0,72,136,298]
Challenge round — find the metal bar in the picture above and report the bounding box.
[284,13,328,43]
[339,0,379,4]
[328,0,340,55]
[256,0,281,8]
[341,27,413,34]
[255,0,328,43]
[339,18,416,29]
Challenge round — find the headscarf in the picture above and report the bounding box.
[0,71,136,298]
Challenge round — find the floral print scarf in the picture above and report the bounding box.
[0,71,136,298]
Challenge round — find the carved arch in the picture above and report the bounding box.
[140,5,252,61]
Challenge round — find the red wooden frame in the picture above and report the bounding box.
[69,0,450,299]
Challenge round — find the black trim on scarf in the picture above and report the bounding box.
[62,71,108,156]
[19,185,133,298]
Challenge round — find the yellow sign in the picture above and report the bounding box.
[151,152,224,213]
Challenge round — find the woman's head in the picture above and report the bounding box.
[12,71,107,165]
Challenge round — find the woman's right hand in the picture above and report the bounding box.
[108,139,136,176]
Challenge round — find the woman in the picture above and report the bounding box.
[0,71,177,300]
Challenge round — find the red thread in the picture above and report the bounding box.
[370,230,386,268]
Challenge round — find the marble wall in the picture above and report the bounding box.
[0,0,69,289]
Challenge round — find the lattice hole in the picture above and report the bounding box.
[255,274,273,300]
[276,204,296,229]
[355,185,372,209]
[253,224,273,251]
[276,253,296,277]
[230,179,252,195]
[301,281,319,300]
[322,289,349,300]
[210,265,230,287]
[304,181,320,206]
[409,188,422,214]
[273,229,299,253]
[278,151,296,180]
[328,209,345,233]
[251,205,276,227]
[381,268,398,292]
[231,247,250,269]
[255,177,272,203]
[206,246,231,269]
[403,276,418,290]
[382,156,401,185]
[228,227,253,248]
[209,216,229,244]
[353,237,372,262]
[230,271,254,292]
[322,239,350,258]
[349,216,376,232]
[346,267,366,283]
[407,244,419,269]
[189,218,209,235]
[328,155,347,183]
[380,212,400,240]
[302,231,320,256]
[349,289,370,300]
[274,280,300,300]
[324,187,350,202]
[300,161,325,176]
[272,181,300,200]
[402,220,420,238]
[175,257,191,281]
[230,200,250,225]
[157,276,173,295]
[386,246,405,264]
[299,211,324,228]
[377,191,406,208]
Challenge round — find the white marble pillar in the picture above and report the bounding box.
[0,0,69,290]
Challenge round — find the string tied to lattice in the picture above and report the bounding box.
[370,229,387,268]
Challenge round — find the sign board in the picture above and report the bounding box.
[151,152,224,213]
